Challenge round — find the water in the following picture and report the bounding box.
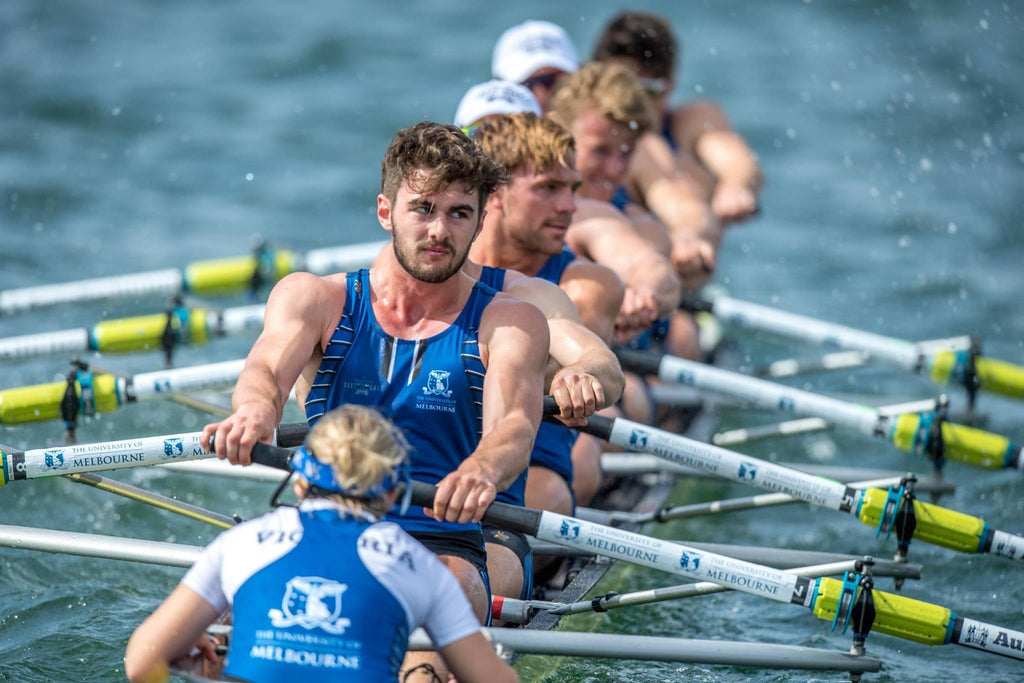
[1,0,1022,680]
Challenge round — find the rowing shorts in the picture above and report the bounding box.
[410,529,492,626]
[482,523,534,601]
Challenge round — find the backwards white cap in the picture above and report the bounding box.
[453,80,542,129]
[491,20,579,84]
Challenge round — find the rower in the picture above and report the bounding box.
[202,122,548,681]
[126,405,517,683]
[491,20,579,113]
[594,11,763,225]
[468,113,625,514]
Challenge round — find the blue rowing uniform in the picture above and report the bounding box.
[183,500,480,682]
[304,269,496,536]
[661,110,678,152]
[611,186,634,212]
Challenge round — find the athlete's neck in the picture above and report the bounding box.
[470,216,553,278]
[369,249,474,338]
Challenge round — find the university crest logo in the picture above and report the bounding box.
[423,370,452,397]
[43,449,66,470]
[268,576,352,634]
[163,438,184,458]
[629,428,649,450]
[559,520,581,540]
[738,461,758,481]
[679,550,702,571]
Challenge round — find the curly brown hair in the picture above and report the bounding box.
[548,62,655,136]
[593,11,678,80]
[472,113,575,176]
[381,121,509,215]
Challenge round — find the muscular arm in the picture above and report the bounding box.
[569,199,682,319]
[125,585,221,683]
[430,297,549,524]
[558,260,625,345]
[505,274,625,412]
[676,101,762,223]
[201,272,341,464]
[627,132,722,290]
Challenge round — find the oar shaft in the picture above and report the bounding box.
[0,240,387,316]
[0,524,202,567]
[711,295,924,370]
[623,350,881,435]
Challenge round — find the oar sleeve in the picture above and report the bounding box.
[931,351,1024,401]
[890,414,1022,469]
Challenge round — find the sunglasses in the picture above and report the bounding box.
[637,77,669,98]
[521,72,561,91]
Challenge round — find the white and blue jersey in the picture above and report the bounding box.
[304,269,496,536]
[182,500,481,683]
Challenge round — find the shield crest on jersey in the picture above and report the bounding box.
[423,369,452,397]
[267,576,352,634]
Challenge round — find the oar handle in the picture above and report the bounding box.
[276,422,310,448]
[248,442,293,470]
[541,396,614,440]
[408,481,542,534]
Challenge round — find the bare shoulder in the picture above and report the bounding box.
[572,197,629,222]
[503,274,579,321]
[671,100,732,143]
[481,293,548,330]
[563,258,624,294]
[265,271,347,326]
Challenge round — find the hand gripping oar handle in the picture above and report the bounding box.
[541,396,614,439]
[245,443,546,533]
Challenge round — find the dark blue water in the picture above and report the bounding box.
[2,1,1022,680]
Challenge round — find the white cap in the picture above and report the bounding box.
[453,80,542,128]
[492,20,579,84]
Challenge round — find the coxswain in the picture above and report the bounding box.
[126,405,518,683]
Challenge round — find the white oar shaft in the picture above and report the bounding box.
[302,241,388,274]
[656,354,882,435]
[0,329,91,360]
[0,269,183,316]
[605,417,854,510]
[554,559,857,616]
[712,294,923,369]
[3,432,212,483]
[535,510,813,606]
[128,359,244,401]
[0,524,201,567]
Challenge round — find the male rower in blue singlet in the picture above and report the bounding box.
[594,11,763,226]
[129,405,517,683]
[202,122,549,681]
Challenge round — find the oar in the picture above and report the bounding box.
[696,293,1024,406]
[617,349,1022,472]
[496,559,887,622]
[540,398,1024,564]
[0,302,265,362]
[409,627,883,672]
[0,239,386,316]
[242,443,1024,663]
[0,358,243,427]
[63,472,237,529]
[403,476,1024,662]
[0,422,309,486]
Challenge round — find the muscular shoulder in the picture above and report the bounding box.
[572,197,629,222]
[481,293,548,333]
[563,258,624,293]
[673,99,730,131]
[503,274,579,321]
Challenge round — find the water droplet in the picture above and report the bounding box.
[111,107,121,116]
[948,222,958,234]
[245,173,254,181]
[919,157,933,171]
[898,235,910,248]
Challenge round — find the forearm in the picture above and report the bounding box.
[472,412,537,490]
[628,257,682,319]
[646,177,721,245]
[696,131,762,191]
[231,359,287,424]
